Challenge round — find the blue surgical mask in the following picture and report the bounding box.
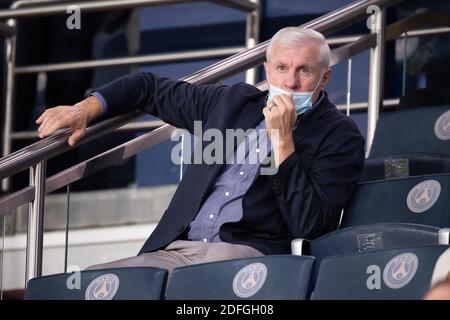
[267,77,322,115]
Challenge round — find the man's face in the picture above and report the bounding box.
[264,40,331,103]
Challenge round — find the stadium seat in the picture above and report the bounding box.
[341,173,450,228]
[312,245,450,299]
[24,267,168,300]
[165,255,315,300]
[292,223,450,261]
[359,153,450,182]
[369,105,450,158]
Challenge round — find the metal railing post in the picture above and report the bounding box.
[25,160,46,283]
[0,214,4,300]
[244,0,260,84]
[1,18,17,192]
[346,58,353,116]
[366,7,386,156]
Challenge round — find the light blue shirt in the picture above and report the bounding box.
[187,119,272,242]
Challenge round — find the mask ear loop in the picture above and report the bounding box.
[306,71,326,108]
[311,72,324,96]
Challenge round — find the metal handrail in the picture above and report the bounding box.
[0,0,257,19]
[14,46,246,74]
[1,0,261,191]
[0,110,143,180]
[0,0,405,181]
[0,123,176,215]
[331,11,450,66]
[10,23,450,141]
[13,25,450,75]
[7,24,449,133]
[3,7,447,188]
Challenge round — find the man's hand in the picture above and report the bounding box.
[36,95,103,146]
[263,93,296,166]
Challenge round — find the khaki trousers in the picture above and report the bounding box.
[86,240,264,276]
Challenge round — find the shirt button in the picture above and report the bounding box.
[239,171,244,176]
[203,238,208,243]
[225,191,230,196]
[209,214,214,219]
[256,148,260,153]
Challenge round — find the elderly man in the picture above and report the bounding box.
[36,27,365,272]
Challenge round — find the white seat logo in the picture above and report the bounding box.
[383,253,418,289]
[232,263,267,298]
[85,274,120,300]
[434,110,450,141]
[407,180,441,213]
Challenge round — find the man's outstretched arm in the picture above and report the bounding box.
[36,72,227,146]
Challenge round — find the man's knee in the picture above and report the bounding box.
[84,255,145,271]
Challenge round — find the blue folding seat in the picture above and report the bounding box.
[312,245,450,299]
[341,173,450,228]
[24,267,168,300]
[369,105,450,158]
[165,255,314,300]
[292,223,449,261]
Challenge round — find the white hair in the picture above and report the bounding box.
[266,27,331,70]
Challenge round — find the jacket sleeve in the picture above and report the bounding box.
[94,72,227,133]
[268,119,365,239]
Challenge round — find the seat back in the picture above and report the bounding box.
[369,105,450,158]
[341,173,450,228]
[310,223,448,261]
[165,255,315,300]
[312,245,450,299]
[24,267,168,300]
[398,89,450,109]
[359,153,450,182]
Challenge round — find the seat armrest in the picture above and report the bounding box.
[438,228,450,245]
[291,238,311,256]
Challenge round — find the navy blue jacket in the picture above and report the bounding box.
[95,72,365,255]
